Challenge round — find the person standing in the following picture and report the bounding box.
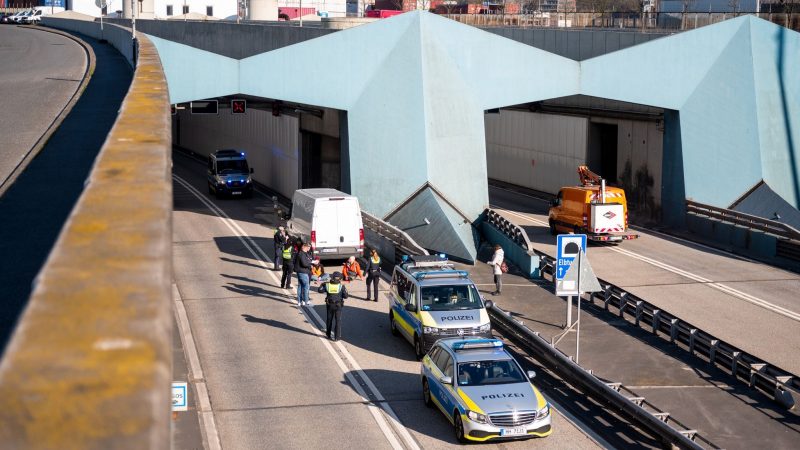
[319,272,348,341]
[364,249,382,302]
[273,226,288,271]
[488,244,504,296]
[280,241,296,290]
[294,242,313,306]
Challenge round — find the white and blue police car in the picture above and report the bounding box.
[389,255,493,359]
[421,338,552,443]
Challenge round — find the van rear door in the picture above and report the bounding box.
[336,198,361,247]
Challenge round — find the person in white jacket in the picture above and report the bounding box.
[488,244,504,295]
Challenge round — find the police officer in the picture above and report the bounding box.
[319,271,348,341]
[365,249,382,302]
[273,226,288,271]
[280,240,296,289]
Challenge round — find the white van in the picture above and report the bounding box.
[288,189,364,260]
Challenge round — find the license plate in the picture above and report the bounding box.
[500,427,526,437]
[231,191,242,195]
[322,248,337,253]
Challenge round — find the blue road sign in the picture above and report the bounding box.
[556,234,587,281]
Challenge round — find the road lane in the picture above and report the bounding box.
[488,184,800,375]
[0,26,86,189]
[172,152,600,449]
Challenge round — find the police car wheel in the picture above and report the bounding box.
[454,413,467,443]
[422,379,433,408]
[389,314,399,336]
[414,335,423,360]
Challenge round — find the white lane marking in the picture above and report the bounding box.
[489,205,800,323]
[174,174,419,450]
[173,284,222,450]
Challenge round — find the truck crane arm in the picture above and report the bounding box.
[577,165,603,186]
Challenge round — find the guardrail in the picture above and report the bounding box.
[489,304,712,449]
[0,22,173,448]
[532,240,800,410]
[484,208,532,250]
[362,210,429,263]
[687,200,800,242]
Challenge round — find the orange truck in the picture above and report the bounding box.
[548,166,639,243]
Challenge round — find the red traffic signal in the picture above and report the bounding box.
[231,99,246,115]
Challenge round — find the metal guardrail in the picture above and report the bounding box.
[362,210,429,262]
[687,199,800,242]
[533,245,800,410]
[484,208,533,251]
[488,304,711,450]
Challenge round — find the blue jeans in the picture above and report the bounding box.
[297,273,310,304]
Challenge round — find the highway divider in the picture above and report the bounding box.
[0,20,172,448]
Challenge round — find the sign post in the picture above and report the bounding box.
[555,234,587,327]
[559,249,601,364]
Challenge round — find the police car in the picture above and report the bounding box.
[207,149,254,198]
[421,338,552,443]
[389,255,493,359]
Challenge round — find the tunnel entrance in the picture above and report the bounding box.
[171,96,347,200]
[485,95,667,222]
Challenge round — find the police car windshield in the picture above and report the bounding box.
[457,360,526,386]
[217,160,249,174]
[420,284,482,311]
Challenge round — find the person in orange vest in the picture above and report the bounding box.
[341,256,363,282]
[364,249,382,302]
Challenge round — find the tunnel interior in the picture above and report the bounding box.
[484,94,670,223]
[172,95,347,200]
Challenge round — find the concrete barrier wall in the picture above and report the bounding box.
[687,212,778,259]
[0,24,173,448]
[42,18,135,66]
[480,222,542,278]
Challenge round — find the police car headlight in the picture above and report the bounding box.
[478,323,491,333]
[536,405,550,420]
[466,410,488,424]
[246,178,252,184]
[423,326,441,334]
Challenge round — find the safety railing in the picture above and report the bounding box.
[484,208,533,251]
[0,22,173,448]
[532,245,800,410]
[362,210,429,262]
[687,200,800,242]
[489,304,714,449]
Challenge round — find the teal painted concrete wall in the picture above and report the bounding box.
[147,13,800,261]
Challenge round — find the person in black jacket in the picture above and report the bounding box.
[364,249,382,302]
[273,226,288,271]
[294,242,313,306]
[319,272,348,341]
[280,242,296,290]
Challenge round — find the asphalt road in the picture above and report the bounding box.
[171,152,601,450]
[0,31,131,350]
[0,25,86,188]
[488,184,800,376]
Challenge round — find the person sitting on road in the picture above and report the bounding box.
[311,258,330,285]
[341,256,363,282]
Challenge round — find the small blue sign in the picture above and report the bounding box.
[43,0,65,7]
[555,234,587,281]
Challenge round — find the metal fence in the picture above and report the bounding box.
[443,11,800,32]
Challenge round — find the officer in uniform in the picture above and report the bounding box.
[280,241,296,289]
[319,271,348,341]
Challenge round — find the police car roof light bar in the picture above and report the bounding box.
[452,339,504,351]
[415,270,469,280]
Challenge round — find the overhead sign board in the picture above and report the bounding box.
[555,234,587,296]
[172,382,188,412]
